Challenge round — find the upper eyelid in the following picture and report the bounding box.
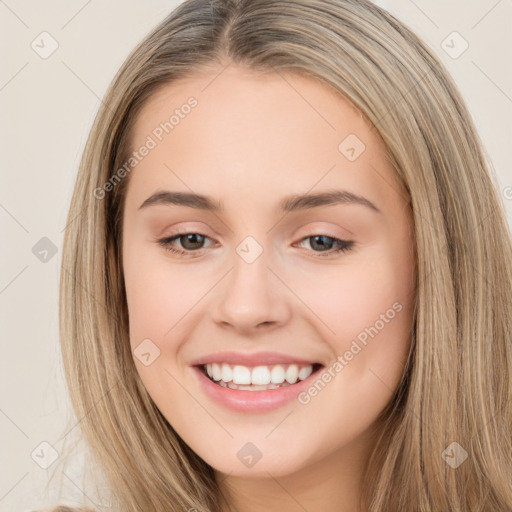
[156,212,357,239]
[160,232,215,247]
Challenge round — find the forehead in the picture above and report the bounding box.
[124,64,404,215]
[130,64,373,148]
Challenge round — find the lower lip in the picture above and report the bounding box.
[192,365,323,413]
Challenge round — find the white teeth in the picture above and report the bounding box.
[221,363,233,382]
[204,362,316,387]
[298,365,313,380]
[270,365,286,384]
[232,365,252,384]
[251,366,271,385]
[226,381,292,391]
[285,365,299,384]
[211,363,222,381]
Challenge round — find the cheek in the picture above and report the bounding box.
[293,255,412,344]
[290,248,415,401]
[123,243,196,346]
[122,249,202,405]
[293,258,413,445]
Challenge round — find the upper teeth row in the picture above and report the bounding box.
[205,363,314,385]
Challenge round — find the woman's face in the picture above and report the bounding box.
[122,64,416,480]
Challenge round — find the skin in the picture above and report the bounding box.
[121,63,416,512]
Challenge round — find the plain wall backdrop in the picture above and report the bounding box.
[1,0,511,510]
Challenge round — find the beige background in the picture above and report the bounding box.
[1,0,511,510]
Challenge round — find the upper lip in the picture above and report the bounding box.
[190,351,323,367]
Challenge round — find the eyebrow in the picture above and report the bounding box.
[138,189,381,214]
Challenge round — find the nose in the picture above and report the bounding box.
[210,248,292,335]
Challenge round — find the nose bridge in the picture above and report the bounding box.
[211,233,291,331]
[233,234,271,289]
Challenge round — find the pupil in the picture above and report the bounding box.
[182,234,204,250]
[311,235,332,251]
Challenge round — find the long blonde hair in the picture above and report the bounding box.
[52,0,512,510]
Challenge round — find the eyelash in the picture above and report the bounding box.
[156,231,355,258]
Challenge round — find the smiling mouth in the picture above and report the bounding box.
[198,362,324,391]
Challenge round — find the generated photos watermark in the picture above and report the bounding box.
[93,96,198,200]
[297,301,403,405]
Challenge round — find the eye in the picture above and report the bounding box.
[156,232,355,258]
[157,232,215,257]
[294,235,355,257]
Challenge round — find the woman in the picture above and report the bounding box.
[45,0,512,510]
